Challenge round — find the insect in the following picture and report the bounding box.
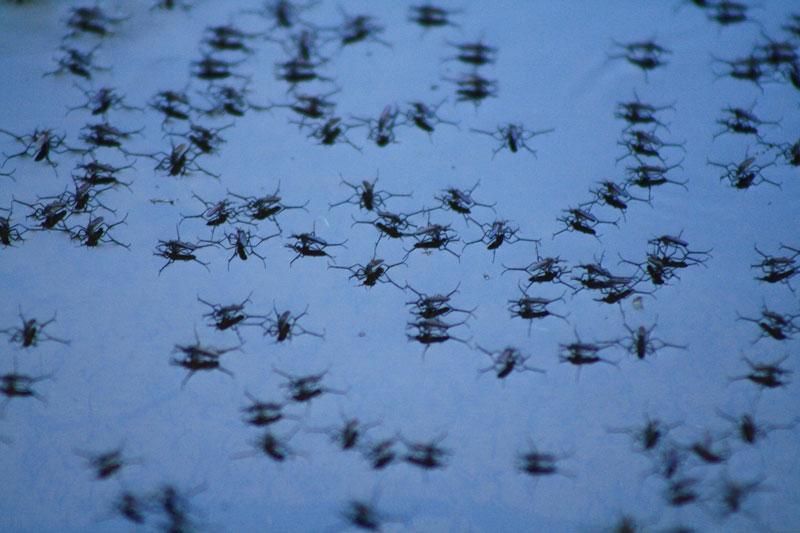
[608,39,672,80]
[227,184,309,232]
[711,53,767,90]
[109,490,146,525]
[244,0,316,30]
[607,412,679,453]
[154,226,213,274]
[74,446,140,480]
[448,72,498,109]
[81,122,144,153]
[401,99,458,135]
[329,172,412,212]
[201,24,261,54]
[197,292,266,337]
[400,433,450,470]
[625,161,688,200]
[433,180,496,222]
[275,57,331,88]
[476,345,546,380]
[352,209,416,250]
[664,476,702,508]
[68,215,130,248]
[150,483,205,533]
[328,257,407,289]
[462,219,540,261]
[729,354,792,390]
[67,85,140,116]
[751,243,800,289]
[708,1,751,27]
[262,303,324,342]
[179,194,241,238]
[353,105,401,147]
[192,53,248,82]
[148,89,196,123]
[616,128,686,164]
[717,475,766,517]
[170,329,240,387]
[405,283,477,320]
[553,206,618,241]
[286,225,347,265]
[736,303,800,344]
[774,137,800,167]
[502,256,574,289]
[216,227,280,269]
[270,90,339,125]
[646,231,713,270]
[0,205,27,246]
[615,311,686,360]
[1,361,54,411]
[167,122,233,156]
[713,103,780,141]
[406,316,471,358]
[13,196,72,231]
[199,83,270,117]
[340,497,388,531]
[509,287,569,331]
[614,92,674,130]
[233,428,303,462]
[687,431,730,464]
[404,222,461,260]
[45,44,110,80]
[302,117,361,150]
[516,439,571,479]
[272,366,346,405]
[0,127,75,175]
[150,143,219,179]
[1,308,70,348]
[471,123,554,158]
[707,154,779,189]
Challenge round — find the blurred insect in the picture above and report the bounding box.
[648,442,688,481]
[354,105,401,147]
[646,232,712,270]
[1,127,74,174]
[445,38,497,67]
[109,490,146,525]
[335,9,389,47]
[148,89,196,123]
[708,1,751,26]
[625,161,688,200]
[45,44,110,80]
[707,154,779,189]
[729,354,792,390]
[278,28,326,64]
[502,255,574,289]
[476,345,545,380]
[213,227,280,269]
[65,6,127,38]
[68,215,130,248]
[286,225,347,265]
[150,142,219,179]
[244,0,317,29]
[664,476,703,508]
[276,57,331,87]
[240,393,298,427]
[615,311,686,360]
[201,24,260,54]
[302,117,361,150]
[74,446,140,480]
[402,99,458,135]
[434,180,496,222]
[329,256,406,289]
[271,90,338,124]
[74,159,134,190]
[751,243,800,289]
[736,304,800,343]
[1,308,70,348]
[516,439,571,478]
[0,206,27,246]
[198,292,266,336]
[67,85,140,116]
[79,122,143,152]
[717,475,767,518]
[362,436,398,470]
[773,137,800,167]
[713,103,780,141]
[608,39,672,81]
[150,483,205,533]
[171,329,240,387]
[449,72,498,109]
[262,303,324,342]
[409,4,459,29]
[617,128,686,163]
[405,222,461,259]
[711,54,767,90]
[406,316,471,358]
[200,83,271,117]
[400,433,450,470]
[234,428,303,462]
[558,330,619,379]
[151,0,193,10]
[607,413,679,453]
[1,361,54,411]
[687,431,731,465]
[508,287,569,335]
[716,407,798,446]
[615,93,674,130]
[191,54,248,82]
[154,227,213,274]
[462,219,540,260]
[310,409,380,451]
[273,366,346,404]
[228,184,309,232]
[329,172,412,212]
[471,123,554,158]
[340,497,389,531]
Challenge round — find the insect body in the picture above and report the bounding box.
[471,123,554,158]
